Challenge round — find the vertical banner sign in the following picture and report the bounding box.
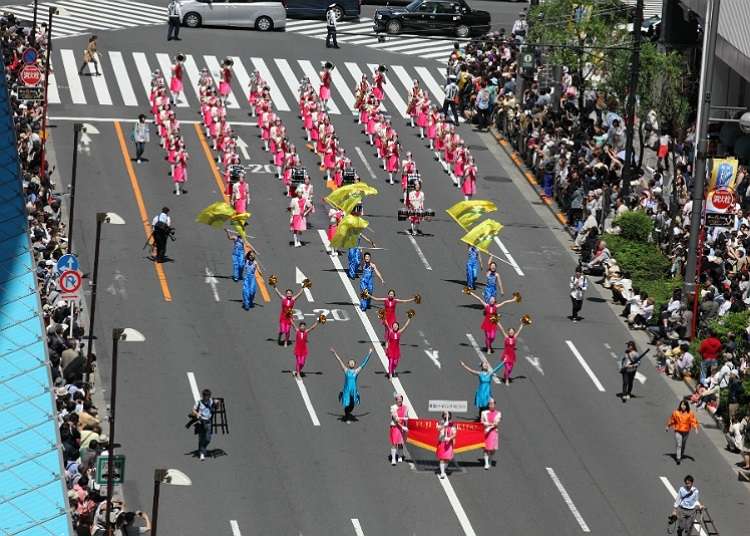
[705,157,739,228]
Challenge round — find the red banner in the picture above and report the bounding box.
[406,418,486,454]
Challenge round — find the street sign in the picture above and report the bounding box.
[19,65,42,86]
[428,400,468,413]
[521,48,535,71]
[95,455,126,485]
[17,86,43,101]
[707,188,735,212]
[56,254,79,274]
[59,269,82,301]
[705,212,734,228]
[22,47,38,65]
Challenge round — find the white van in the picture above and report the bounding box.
[181,0,287,32]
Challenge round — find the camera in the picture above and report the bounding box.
[668,514,677,525]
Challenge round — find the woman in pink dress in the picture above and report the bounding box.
[462,156,478,201]
[327,207,344,246]
[436,411,456,479]
[480,398,501,470]
[366,108,380,145]
[406,81,420,126]
[231,175,249,214]
[389,394,409,465]
[372,66,386,101]
[260,112,275,152]
[433,119,446,161]
[323,136,337,179]
[289,190,310,248]
[465,290,516,354]
[247,70,263,112]
[370,289,418,341]
[166,135,178,176]
[218,58,233,101]
[385,140,399,184]
[451,143,466,187]
[274,135,287,178]
[172,144,189,195]
[283,147,300,195]
[498,318,526,385]
[272,285,305,346]
[332,148,348,188]
[416,96,429,139]
[269,119,282,154]
[426,108,439,149]
[290,317,321,377]
[319,62,333,107]
[169,54,184,100]
[384,314,413,379]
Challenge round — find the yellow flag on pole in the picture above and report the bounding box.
[446,200,498,230]
[229,212,251,240]
[195,201,235,228]
[330,214,369,249]
[460,219,503,254]
[325,183,379,215]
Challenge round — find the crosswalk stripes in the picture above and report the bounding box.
[47,61,61,105]
[283,17,464,62]
[4,0,165,39]
[47,50,448,118]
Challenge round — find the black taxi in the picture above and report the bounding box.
[373,0,491,38]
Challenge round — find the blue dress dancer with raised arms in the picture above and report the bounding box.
[466,245,481,290]
[227,230,245,282]
[459,360,505,414]
[358,252,384,311]
[331,347,373,422]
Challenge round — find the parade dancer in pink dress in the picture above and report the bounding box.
[406,81,420,127]
[389,394,409,465]
[289,190,310,247]
[291,317,321,377]
[283,147,301,195]
[231,174,249,213]
[373,65,386,101]
[272,285,305,346]
[319,62,333,110]
[169,54,185,103]
[385,140,399,184]
[218,58,233,103]
[384,315,412,379]
[436,411,456,479]
[416,96,429,139]
[451,144,466,187]
[462,156,478,201]
[400,152,416,203]
[172,144,189,195]
[247,70,263,115]
[369,289,418,341]
[481,398,501,470]
[407,180,426,236]
[427,109,440,150]
[498,318,526,385]
[465,290,516,354]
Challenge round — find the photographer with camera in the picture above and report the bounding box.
[117,510,151,535]
[669,475,703,536]
[150,207,173,263]
[188,388,216,461]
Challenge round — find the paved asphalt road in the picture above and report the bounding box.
[36,6,750,536]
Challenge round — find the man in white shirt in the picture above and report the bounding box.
[569,266,587,322]
[670,475,702,536]
[151,207,172,262]
[167,0,182,41]
[325,5,339,49]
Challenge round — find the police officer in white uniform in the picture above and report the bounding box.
[167,0,182,41]
[326,5,339,49]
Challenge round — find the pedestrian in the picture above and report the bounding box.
[369,289,418,340]
[78,35,100,76]
[619,340,640,402]
[442,75,459,124]
[225,229,244,282]
[331,347,372,423]
[498,317,527,385]
[170,53,185,102]
[385,314,413,379]
[666,399,700,465]
[116,510,152,536]
[475,81,490,130]
[460,360,504,414]
[359,252,385,311]
[670,475,703,536]
[167,0,182,41]
[436,411,456,479]
[132,114,150,163]
[151,207,172,262]
[389,393,409,465]
[241,250,258,310]
[481,398,501,470]
[271,282,304,346]
[291,316,321,377]
[190,388,215,460]
[569,266,587,322]
[319,61,333,109]
[325,5,339,49]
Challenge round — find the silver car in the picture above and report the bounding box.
[181,0,287,32]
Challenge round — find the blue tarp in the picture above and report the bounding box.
[0,61,71,534]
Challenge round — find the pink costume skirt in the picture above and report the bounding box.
[274,150,286,167]
[319,85,331,101]
[233,198,247,214]
[484,428,498,451]
[417,111,428,128]
[219,81,230,97]
[373,87,384,101]
[453,160,465,177]
[170,77,183,94]
[386,154,399,173]
[390,425,405,446]
[290,214,306,232]
[324,151,336,169]
[173,163,187,183]
[461,178,476,196]
[367,118,378,135]
[436,441,453,461]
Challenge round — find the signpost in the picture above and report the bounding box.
[428,400,468,413]
[22,47,38,65]
[20,64,43,86]
[96,455,126,485]
[56,253,80,274]
[58,269,82,301]
[17,86,44,101]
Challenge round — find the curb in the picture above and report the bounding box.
[490,128,572,234]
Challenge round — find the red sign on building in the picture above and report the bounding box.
[19,65,42,86]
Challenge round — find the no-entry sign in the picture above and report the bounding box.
[19,65,42,86]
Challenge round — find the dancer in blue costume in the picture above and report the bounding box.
[347,232,375,279]
[226,229,245,282]
[331,347,373,423]
[459,360,505,414]
[483,257,504,303]
[465,244,483,290]
[241,250,260,310]
[359,251,384,311]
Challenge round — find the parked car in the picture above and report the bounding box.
[285,0,361,20]
[372,0,491,38]
[181,0,287,31]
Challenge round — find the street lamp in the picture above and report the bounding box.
[151,468,192,536]
[67,123,84,251]
[39,7,65,182]
[84,212,125,385]
[105,328,145,536]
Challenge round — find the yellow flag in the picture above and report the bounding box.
[230,212,251,240]
[331,215,369,249]
[325,183,379,214]
[460,219,503,254]
[446,200,498,230]
[196,201,235,228]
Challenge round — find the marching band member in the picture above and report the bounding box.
[272,285,305,346]
[171,142,188,195]
[369,289,418,340]
[169,54,185,103]
[407,180,426,236]
[333,148,350,188]
[373,65,386,101]
[225,229,245,282]
[416,93,430,139]
[354,74,370,124]
[465,245,483,290]
[247,70,264,115]
[433,117,447,162]
[462,156,478,201]
[426,107,440,149]
[273,128,287,178]
[480,398,501,470]
[389,394,409,465]
[385,139,399,184]
[484,258,504,302]
[289,189,311,248]
[451,142,466,187]
[323,134,338,180]
[331,347,373,423]
[241,250,259,310]
[299,175,314,213]
[436,411,457,479]
[291,317,321,377]
[282,146,301,196]
[231,173,249,214]
[465,290,516,354]
[347,232,375,279]
[385,315,413,379]
[400,151,417,204]
[218,58,233,104]
[359,251,384,311]
[319,62,333,110]
[406,80,420,127]
[498,318,526,385]
[460,361,504,415]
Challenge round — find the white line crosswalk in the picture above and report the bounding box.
[4,0,165,39]
[284,17,465,63]
[46,49,449,116]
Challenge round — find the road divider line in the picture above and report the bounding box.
[230,520,242,536]
[193,123,270,303]
[187,372,200,402]
[295,376,321,426]
[319,230,476,536]
[354,146,377,180]
[407,234,432,271]
[113,121,172,302]
[493,237,524,277]
[466,333,500,384]
[546,468,591,532]
[565,340,606,392]
[659,477,708,536]
[351,518,364,536]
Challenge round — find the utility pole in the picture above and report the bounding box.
[621,0,643,200]
[683,0,721,307]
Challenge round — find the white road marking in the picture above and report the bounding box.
[182,55,204,109]
[407,234,432,271]
[465,333,501,384]
[48,116,278,126]
[565,341,606,392]
[204,267,220,302]
[659,477,708,536]
[414,66,444,103]
[389,64,415,94]
[186,372,200,402]
[60,49,86,104]
[351,519,365,536]
[319,230,476,536]
[546,467,591,532]
[252,57,291,111]
[131,52,153,100]
[274,58,302,104]
[204,55,239,108]
[47,60,61,104]
[229,56,251,104]
[418,330,441,369]
[236,136,250,160]
[295,376,321,426]
[368,63,408,117]
[298,59,340,114]
[354,146,377,180]
[525,355,544,375]
[295,266,314,303]
[493,237,524,277]
[108,51,137,106]
[156,53,188,107]
[230,520,242,536]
